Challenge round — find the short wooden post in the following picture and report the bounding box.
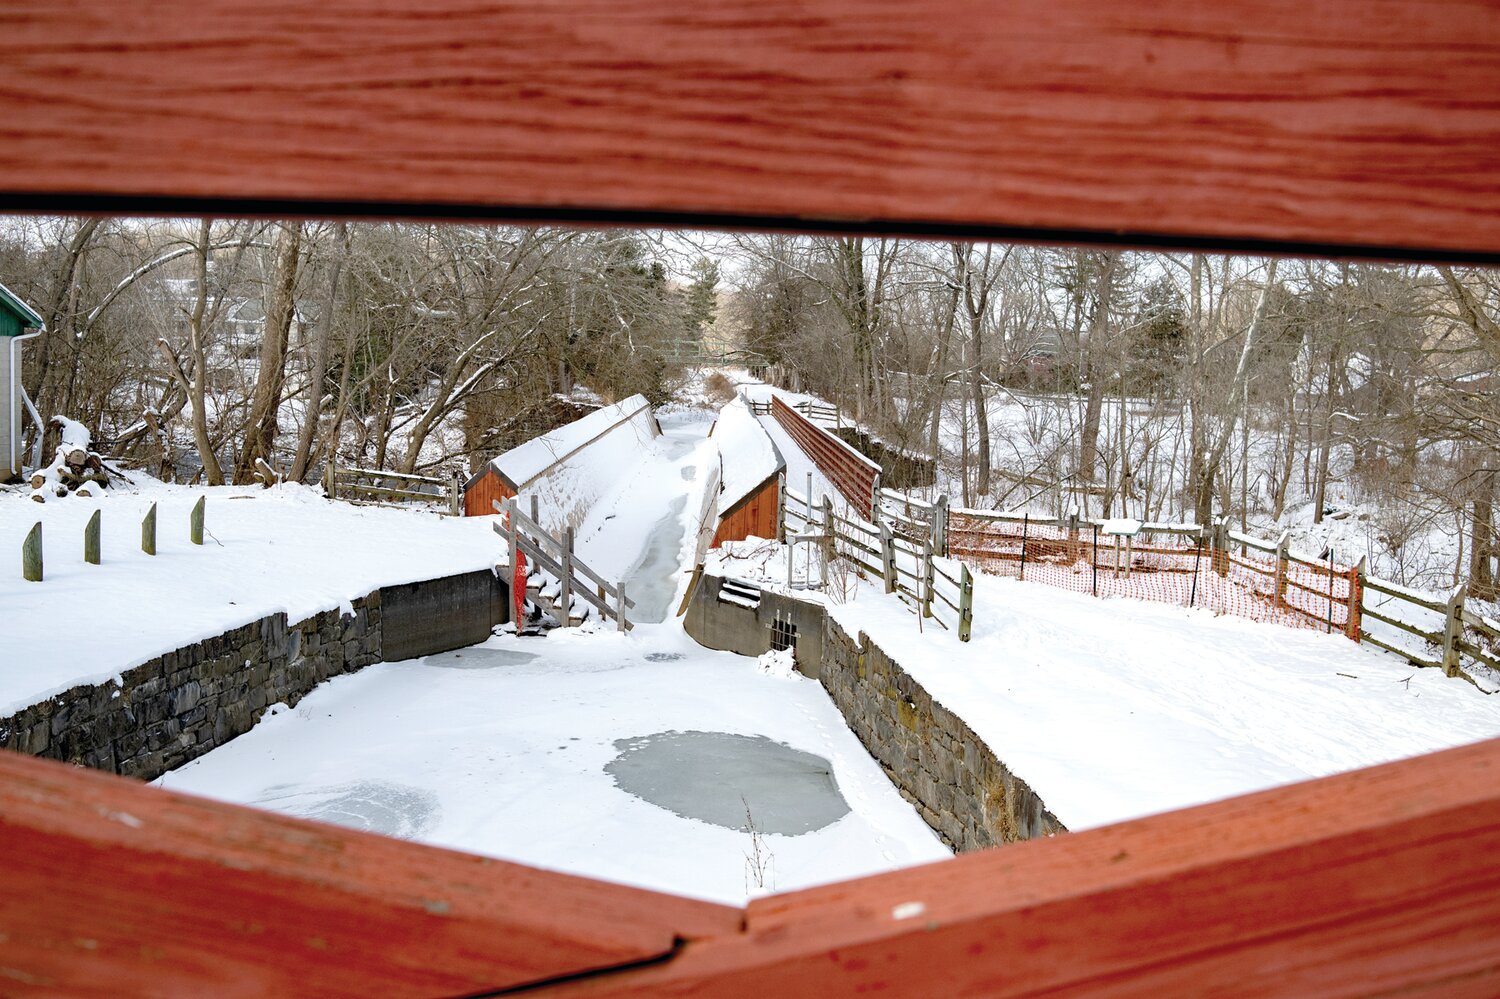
[450,470,463,516]
[324,457,337,499]
[1348,556,1366,642]
[1441,585,1467,678]
[776,472,787,542]
[933,493,949,556]
[560,526,575,625]
[530,494,540,525]
[22,522,42,581]
[84,509,100,565]
[820,496,834,588]
[1213,519,1230,577]
[1067,510,1080,561]
[878,520,897,593]
[506,497,519,577]
[958,563,974,642]
[141,502,157,556]
[921,539,935,619]
[190,495,205,545]
[616,581,629,632]
[1273,531,1290,607]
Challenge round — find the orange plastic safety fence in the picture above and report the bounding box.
[947,514,1362,639]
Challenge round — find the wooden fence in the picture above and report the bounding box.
[785,486,973,641]
[770,395,880,520]
[495,496,633,630]
[324,460,463,516]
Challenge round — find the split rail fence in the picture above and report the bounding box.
[782,485,973,641]
[324,460,463,515]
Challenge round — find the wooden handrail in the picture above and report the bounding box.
[0,750,738,997]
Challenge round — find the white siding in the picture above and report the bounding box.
[0,342,15,479]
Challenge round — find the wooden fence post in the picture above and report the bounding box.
[190,496,205,546]
[561,526,574,626]
[141,502,157,556]
[84,509,100,565]
[22,522,42,582]
[450,470,463,516]
[616,581,629,633]
[820,495,833,588]
[1349,556,1366,642]
[1213,519,1230,577]
[921,539,935,619]
[958,563,973,642]
[530,494,540,525]
[878,520,896,593]
[933,493,949,556]
[1067,510,1080,561]
[1273,531,1290,607]
[776,472,787,541]
[1441,585,1467,678]
[324,458,337,500]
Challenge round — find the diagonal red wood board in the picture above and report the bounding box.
[0,750,739,998]
[1,1,1499,257]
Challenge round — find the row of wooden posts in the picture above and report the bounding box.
[20,498,206,582]
[779,483,974,641]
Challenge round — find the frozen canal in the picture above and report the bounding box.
[158,627,948,903]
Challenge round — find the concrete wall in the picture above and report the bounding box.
[684,571,1064,850]
[0,568,508,782]
[383,568,509,661]
[683,572,825,678]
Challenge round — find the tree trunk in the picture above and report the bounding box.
[1077,253,1118,484]
[1470,465,1496,600]
[234,222,302,483]
[289,224,347,482]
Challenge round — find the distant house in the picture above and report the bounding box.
[0,282,44,482]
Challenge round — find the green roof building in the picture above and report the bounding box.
[0,282,44,481]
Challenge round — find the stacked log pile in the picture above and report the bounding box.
[30,417,114,501]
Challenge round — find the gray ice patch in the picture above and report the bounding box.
[605,730,850,836]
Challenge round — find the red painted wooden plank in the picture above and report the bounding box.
[0,750,740,997]
[527,736,1500,996]
[2,1,1499,257]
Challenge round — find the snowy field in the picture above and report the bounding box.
[0,481,495,715]
[711,539,1500,832]
[158,626,948,904]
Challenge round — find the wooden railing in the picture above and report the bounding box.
[4,733,1499,995]
[495,496,634,630]
[771,396,880,520]
[325,460,463,516]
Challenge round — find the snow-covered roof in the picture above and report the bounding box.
[713,397,784,513]
[490,393,652,490]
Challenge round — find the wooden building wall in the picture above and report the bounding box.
[711,475,779,548]
[463,467,515,517]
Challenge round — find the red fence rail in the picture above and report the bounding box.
[771,395,880,520]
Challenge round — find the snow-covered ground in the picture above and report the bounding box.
[709,539,1500,832]
[0,480,495,715]
[158,626,948,904]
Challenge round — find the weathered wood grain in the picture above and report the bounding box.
[2,1,1499,257]
[0,750,739,997]
[533,735,1500,996]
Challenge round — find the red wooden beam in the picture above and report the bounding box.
[2,1,1499,259]
[0,750,739,997]
[528,735,1500,996]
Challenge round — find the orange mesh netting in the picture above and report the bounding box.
[946,514,1361,638]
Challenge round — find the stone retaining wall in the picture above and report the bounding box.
[0,569,507,783]
[819,615,1065,851]
[684,570,1064,850]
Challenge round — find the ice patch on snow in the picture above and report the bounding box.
[251,780,439,839]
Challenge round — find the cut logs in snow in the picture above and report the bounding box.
[29,417,117,502]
